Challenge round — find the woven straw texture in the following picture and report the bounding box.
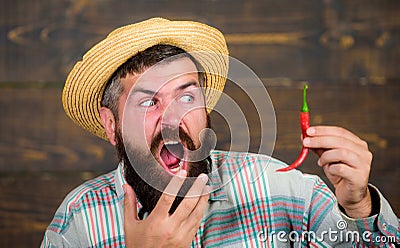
[62,18,229,140]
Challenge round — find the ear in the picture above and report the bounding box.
[99,107,117,146]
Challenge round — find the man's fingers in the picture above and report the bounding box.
[171,174,208,223]
[183,186,211,232]
[317,148,361,169]
[307,126,366,147]
[303,135,362,154]
[123,184,139,224]
[153,170,187,217]
[324,163,357,182]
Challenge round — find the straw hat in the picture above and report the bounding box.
[62,17,229,140]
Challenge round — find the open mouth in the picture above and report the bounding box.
[159,141,188,175]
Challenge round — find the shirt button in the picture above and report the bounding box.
[382,223,387,230]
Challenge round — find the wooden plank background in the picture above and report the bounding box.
[1,0,399,246]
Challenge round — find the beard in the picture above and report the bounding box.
[115,117,213,218]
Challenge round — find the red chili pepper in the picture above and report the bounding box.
[276,84,310,172]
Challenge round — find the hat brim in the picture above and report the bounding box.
[62,18,229,140]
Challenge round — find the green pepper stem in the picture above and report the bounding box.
[301,84,309,113]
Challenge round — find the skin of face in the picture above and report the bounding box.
[101,57,208,172]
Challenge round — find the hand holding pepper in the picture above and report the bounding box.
[304,126,373,218]
[277,84,373,218]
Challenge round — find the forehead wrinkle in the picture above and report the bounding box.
[130,78,199,99]
[130,86,158,97]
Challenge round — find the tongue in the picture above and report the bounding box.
[160,147,180,168]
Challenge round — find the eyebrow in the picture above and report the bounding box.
[132,81,199,96]
[176,81,198,91]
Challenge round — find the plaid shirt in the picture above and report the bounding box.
[41,150,399,247]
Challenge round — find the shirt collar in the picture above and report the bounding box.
[114,162,126,200]
[208,164,229,202]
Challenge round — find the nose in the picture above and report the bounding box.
[161,101,183,129]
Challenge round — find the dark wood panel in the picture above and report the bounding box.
[0,88,116,171]
[1,0,400,82]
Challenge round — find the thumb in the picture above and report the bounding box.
[123,184,139,223]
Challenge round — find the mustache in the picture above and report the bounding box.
[150,127,196,157]
[150,126,215,164]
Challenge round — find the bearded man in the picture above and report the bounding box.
[41,18,399,247]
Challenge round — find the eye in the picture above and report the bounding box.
[140,99,156,107]
[180,95,194,103]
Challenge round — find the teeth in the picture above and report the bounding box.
[169,161,184,174]
[164,141,179,145]
[170,166,181,173]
